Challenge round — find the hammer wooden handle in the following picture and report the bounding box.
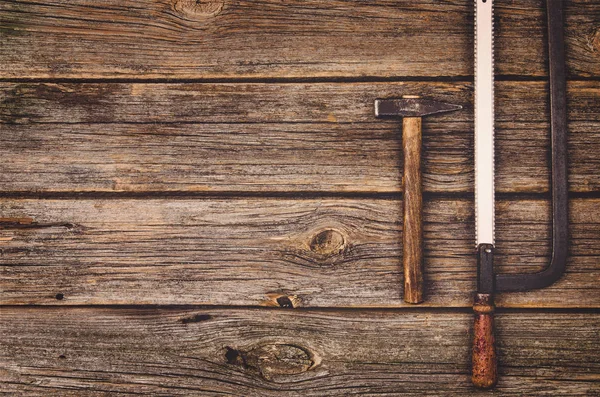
[402,117,424,304]
[472,293,498,388]
[374,96,461,304]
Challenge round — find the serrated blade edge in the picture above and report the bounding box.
[475,0,495,245]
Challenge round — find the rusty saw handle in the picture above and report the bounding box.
[402,117,424,304]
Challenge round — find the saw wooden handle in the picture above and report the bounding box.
[472,293,498,388]
[402,117,424,304]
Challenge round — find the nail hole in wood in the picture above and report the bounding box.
[55,293,64,300]
[276,296,294,308]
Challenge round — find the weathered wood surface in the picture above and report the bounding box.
[1,198,598,307]
[2,1,598,394]
[1,308,598,396]
[1,0,599,79]
[1,81,599,193]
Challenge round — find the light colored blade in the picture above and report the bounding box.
[475,0,495,245]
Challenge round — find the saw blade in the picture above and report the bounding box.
[475,0,495,246]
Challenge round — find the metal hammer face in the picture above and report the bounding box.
[375,97,462,119]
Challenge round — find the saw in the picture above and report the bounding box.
[472,0,569,388]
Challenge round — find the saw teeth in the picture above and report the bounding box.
[491,0,495,245]
[474,0,495,246]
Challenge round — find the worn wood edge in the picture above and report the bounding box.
[0,307,598,396]
[1,197,598,308]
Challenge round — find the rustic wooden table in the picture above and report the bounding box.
[1,0,599,395]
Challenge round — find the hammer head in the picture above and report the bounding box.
[375,97,462,118]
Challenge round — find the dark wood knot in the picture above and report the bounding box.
[225,343,315,381]
[309,229,346,257]
[173,0,224,19]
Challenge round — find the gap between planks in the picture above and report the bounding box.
[0,304,598,314]
[2,75,600,84]
[0,191,597,201]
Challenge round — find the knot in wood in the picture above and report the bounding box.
[173,0,224,19]
[226,344,315,381]
[309,229,346,257]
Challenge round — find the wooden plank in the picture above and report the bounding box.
[4,81,599,124]
[1,307,598,396]
[1,0,599,79]
[1,198,598,307]
[1,81,598,193]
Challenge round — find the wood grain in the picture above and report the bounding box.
[1,198,598,307]
[1,81,599,193]
[1,0,599,79]
[1,1,597,395]
[1,307,598,396]
[402,117,423,303]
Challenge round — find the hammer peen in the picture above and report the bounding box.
[375,96,462,304]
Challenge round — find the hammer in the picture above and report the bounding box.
[375,96,462,303]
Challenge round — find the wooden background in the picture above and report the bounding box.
[1,0,599,395]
